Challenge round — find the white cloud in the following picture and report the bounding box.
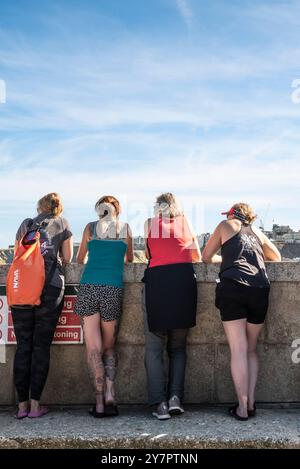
[1,1,300,244]
[0,79,6,103]
[0,129,299,236]
[176,0,194,29]
[1,28,300,134]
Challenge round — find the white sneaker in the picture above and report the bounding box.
[152,401,171,420]
[168,395,184,415]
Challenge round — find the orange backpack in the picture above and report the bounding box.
[6,229,45,307]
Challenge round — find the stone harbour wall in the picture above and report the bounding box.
[0,262,299,405]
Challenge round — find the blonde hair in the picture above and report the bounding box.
[95,195,120,219]
[38,193,63,217]
[232,202,257,224]
[154,192,182,218]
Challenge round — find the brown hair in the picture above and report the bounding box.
[155,192,182,218]
[95,195,121,219]
[38,192,63,217]
[232,202,257,224]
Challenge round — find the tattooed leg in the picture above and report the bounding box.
[101,320,119,405]
[87,349,105,412]
[103,352,118,404]
[82,314,105,413]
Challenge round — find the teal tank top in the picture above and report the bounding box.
[80,222,128,288]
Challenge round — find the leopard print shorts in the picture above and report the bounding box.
[74,284,123,321]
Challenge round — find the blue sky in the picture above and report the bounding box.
[0,0,300,246]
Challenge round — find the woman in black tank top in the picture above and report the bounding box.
[220,222,270,288]
[202,203,281,421]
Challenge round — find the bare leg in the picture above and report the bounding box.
[247,322,264,411]
[222,319,248,418]
[82,315,104,413]
[101,319,119,405]
[18,401,29,412]
[30,399,40,412]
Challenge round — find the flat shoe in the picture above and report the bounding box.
[228,404,248,421]
[89,406,106,418]
[229,402,256,418]
[248,402,256,418]
[15,410,28,420]
[28,406,49,419]
[104,403,119,417]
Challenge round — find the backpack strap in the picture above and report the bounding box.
[44,259,58,287]
[26,219,34,230]
[32,218,55,287]
[28,218,50,233]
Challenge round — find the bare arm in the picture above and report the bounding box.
[191,236,202,263]
[61,236,73,264]
[144,219,151,260]
[263,240,281,262]
[76,224,91,264]
[125,223,134,263]
[202,223,223,263]
[261,235,282,261]
[184,216,201,262]
[251,226,282,261]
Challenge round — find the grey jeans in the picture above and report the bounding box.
[142,286,189,406]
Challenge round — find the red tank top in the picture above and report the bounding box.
[147,215,194,268]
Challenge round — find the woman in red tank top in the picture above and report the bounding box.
[142,193,201,420]
[147,213,195,268]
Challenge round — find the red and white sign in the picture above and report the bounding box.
[0,288,83,345]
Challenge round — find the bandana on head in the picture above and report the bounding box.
[221,207,248,224]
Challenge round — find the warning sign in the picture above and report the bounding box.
[0,285,83,345]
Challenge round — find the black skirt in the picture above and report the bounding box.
[143,263,197,333]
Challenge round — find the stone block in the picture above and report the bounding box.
[0,346,15,405]
[123,283,143,305]
[116,345,147,404]
[266,282,300,343]
[118,302,145,345]
[256,344,300,402]
[188,303,226,344]
[43,345,93,405]
[184,345,215,403]
[214,343,300,403]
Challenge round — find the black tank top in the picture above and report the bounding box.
[219,223,270,288]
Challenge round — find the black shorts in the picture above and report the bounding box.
[215,279,270,324]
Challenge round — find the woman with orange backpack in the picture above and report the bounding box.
[10,193,73,419]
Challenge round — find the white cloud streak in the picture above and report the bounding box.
[1,0,300,244]
[176,0,194,29]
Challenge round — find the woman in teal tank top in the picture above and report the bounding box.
[74,196,133,417]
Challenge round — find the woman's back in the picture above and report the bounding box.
[147,215,194,268]
[220,222,269,287]
[16,212,72,288]
[80,220,128,288]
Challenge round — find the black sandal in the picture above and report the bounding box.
[228,404,248,421]
[104,403,119,417]
[248,402,256,418]
[89,406,106,418]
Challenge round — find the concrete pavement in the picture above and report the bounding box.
[0,405,299,449]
